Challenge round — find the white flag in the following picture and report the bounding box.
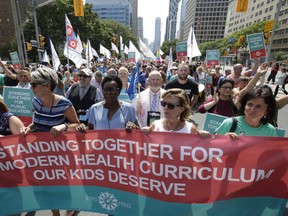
[187,25,201,59]
[120,35,123,51]
[124,45,129,55]
[129,41,141,61]
[41,50,50,64]
[111,42,119,54]
[168,46,173,71]
[159,49,164,56]
[138,37,155,59]
[86,39,93,67]
[100,44,111,58]
[92,47,99,58]
[64,14,83,68]
[77,34,84,53]
[49,38,60,71]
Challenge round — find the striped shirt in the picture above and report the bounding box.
[33,96,72,132]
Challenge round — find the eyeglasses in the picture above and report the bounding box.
[77,74,89,78]
[30,82,41,88]
[103,88,119,94]
[221,86,233,90]
[160,101,182,109]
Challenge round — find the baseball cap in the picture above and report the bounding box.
[80,68,92,77]
[171,66,178,70]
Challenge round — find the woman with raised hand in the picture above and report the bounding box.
[215,86,277,139]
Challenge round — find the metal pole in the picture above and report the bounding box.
[32,0,42,62]
[11,0,25,67]
[265,0,283,63]
[16,0,28,65]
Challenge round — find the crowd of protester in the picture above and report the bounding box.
[0,58,288,215]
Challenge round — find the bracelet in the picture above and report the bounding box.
[64,123,68,131]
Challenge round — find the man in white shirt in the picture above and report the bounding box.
[132,71,165,127]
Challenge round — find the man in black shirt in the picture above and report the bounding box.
[165,63,199,109]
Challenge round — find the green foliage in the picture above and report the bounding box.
[198,21,266,58]
[22,0,137,62]
[161,40,178,60]
[0,40,17,59]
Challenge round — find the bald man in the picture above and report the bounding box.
[132,71,166,127]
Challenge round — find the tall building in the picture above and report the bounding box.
[128,0,138,36]
[87,0,132,30]
[153,17,161,53]
[166,0,179,41]
[225,0,288,55]
[0,0,30,46]
[183,0,229,44]
[137,17,143,40]
[273,0,288,54]
[176,0,187,41]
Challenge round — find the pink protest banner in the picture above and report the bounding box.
[0,130,287,215]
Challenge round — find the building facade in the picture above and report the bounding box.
[87,0,132,29]
[0,0,30,46]
[176,0,187,41]
[225,0,288,55]
[137,17,143,40]
[128,0,138,36]
[153,17,161,53]
[166,0,179,41]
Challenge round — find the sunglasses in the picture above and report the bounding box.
[103,88,119,94]
[30,82,41,88]
[160,101,182,109]
[77,74,89,78]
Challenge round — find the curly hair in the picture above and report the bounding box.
[161,88,191,121]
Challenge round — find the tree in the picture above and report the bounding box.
[161,39,178,60]
[198,21,265,59]
[22,0,136,61]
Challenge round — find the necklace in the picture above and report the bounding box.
[165,119,181,132]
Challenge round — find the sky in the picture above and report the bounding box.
[138,0,169,45]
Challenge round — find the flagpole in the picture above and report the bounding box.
[65,15,70,71]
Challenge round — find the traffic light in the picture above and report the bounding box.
[39,35,45,47]
[237,35,244,46]
[264,32,271,45]
[26,42,32,51]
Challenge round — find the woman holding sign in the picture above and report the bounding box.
[212,87,286,216]
[21,66,80,216]
[141,88,207,136]
[215,86,277,138]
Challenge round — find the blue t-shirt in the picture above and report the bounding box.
[87,101,136,130]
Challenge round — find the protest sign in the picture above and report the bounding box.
[206,50,219,67]
[202,113,286,137]
[3,86,33,126]
[247,33,266,59]
[9,52,21,70]
[176,42,187,61]
[0,130,287,215]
